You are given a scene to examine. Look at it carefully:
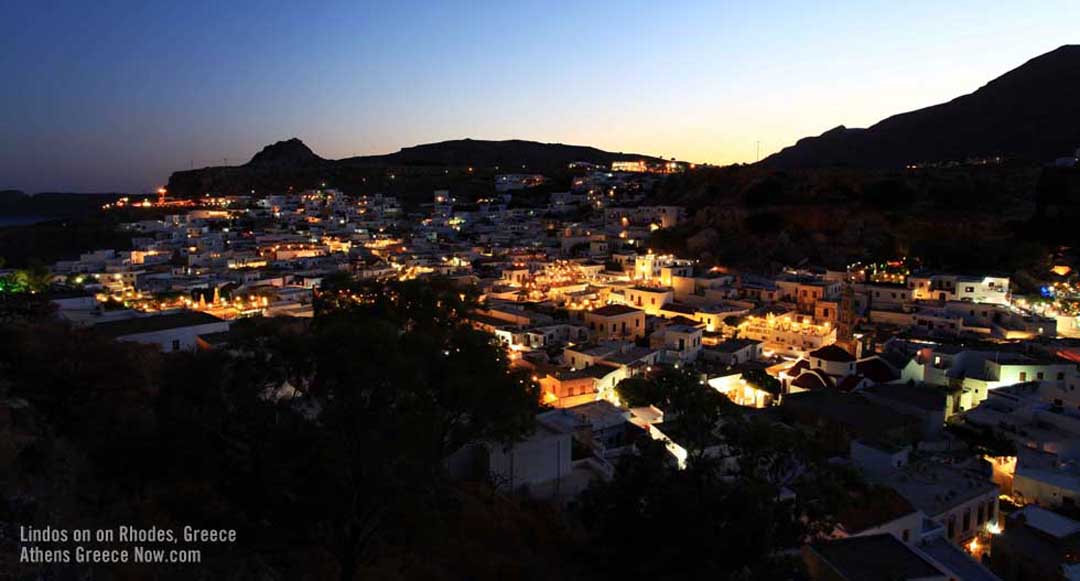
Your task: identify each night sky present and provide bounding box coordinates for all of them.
[2,0,1077,193]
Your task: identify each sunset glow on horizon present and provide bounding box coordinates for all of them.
[2,0,1078,192]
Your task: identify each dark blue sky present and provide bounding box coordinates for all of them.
[2,0,1077,193]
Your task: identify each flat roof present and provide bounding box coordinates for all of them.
[580,363,622,380]
[712,338,761,353]
[590,304,641,317]
[863,383,947,412]
[782,391,918,437]
[631,285,672,293]
[808,534,945,580]
[469,313,517,328]
[885,462,998,517]
[603,347,657,365]
[567,400,630,429]
[93,311,226,338]
[835,486,915,534]
[659,303,696,315]
[918,537,1001,581]
[1012,505,1080,539]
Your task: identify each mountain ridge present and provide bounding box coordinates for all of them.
[761,45,1080,169]
[167,138,668,196]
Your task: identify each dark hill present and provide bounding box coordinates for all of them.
[247,138,325,167]
[0,190,124,219]
[761,45,1080,169]
[343,138,663,168]
[167,138,665,196]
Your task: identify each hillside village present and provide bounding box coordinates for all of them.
[6,152,1080,578]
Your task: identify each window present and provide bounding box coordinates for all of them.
[977,505,984,525]
[965,286,975,293]
[963,509,971,532]
[1037,372,1045,380]
[987,500,995,521]
[171,339,181,352]
[1059,372,1066,381]
[1020,372,1027,382]
[902,529,910,542]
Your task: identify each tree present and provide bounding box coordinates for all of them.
[742,368,781,395]
[578,438,805,579]
[615,368,732,464]
[2,279,547,580]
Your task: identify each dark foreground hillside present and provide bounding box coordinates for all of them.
[2,279,845,580]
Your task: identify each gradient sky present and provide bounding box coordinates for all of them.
[2,0,1078,193]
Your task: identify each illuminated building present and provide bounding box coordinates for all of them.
[738,308,837,357]
[611,160,647,173]
[495,173,546,192]
[584,304,646,340]
[632,252,692,282]
[625,285,673,315]
[707,370,777,408]
[909,274,1010,305]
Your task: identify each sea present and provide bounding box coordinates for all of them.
[0,215,51,227]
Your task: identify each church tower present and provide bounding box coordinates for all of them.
[835,282,861,358]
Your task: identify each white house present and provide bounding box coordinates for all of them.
[93,311,230,352]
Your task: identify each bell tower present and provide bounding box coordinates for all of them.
[835,282,861,358]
